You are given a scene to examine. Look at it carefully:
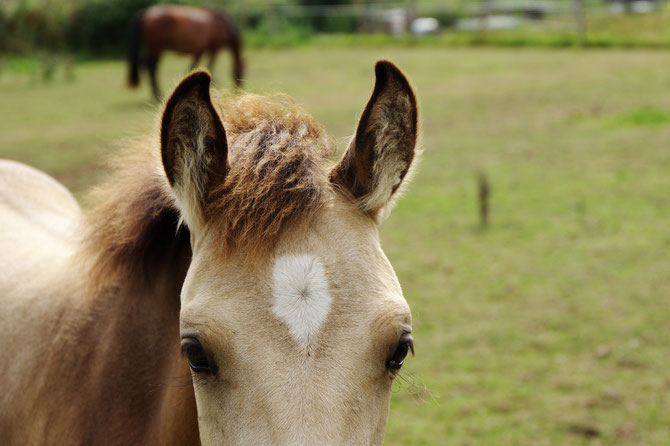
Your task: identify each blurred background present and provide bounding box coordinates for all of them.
[1,0,670,444]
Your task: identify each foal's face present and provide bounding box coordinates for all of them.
[160,61,418,445]
[181,200,412,445]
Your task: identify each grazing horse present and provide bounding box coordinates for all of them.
[0,60,419,445]
[128,4,244,100]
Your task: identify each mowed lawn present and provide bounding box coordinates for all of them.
[2,47,670,445]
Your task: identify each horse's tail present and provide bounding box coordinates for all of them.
[127,10,143,88]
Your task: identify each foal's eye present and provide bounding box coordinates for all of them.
[387,333,414,373]
[181,338,217,375]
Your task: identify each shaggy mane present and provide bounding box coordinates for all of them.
[81,93,335,289]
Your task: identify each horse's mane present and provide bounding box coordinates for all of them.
[81,93,335,290]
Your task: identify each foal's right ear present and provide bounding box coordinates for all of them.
[160,71,228,232]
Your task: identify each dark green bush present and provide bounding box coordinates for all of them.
[67,0,155,55]
[296,0,357,33]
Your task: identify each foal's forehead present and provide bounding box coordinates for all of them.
[181,197,409,330]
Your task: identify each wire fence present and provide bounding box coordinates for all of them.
[2,0,669,57]
[224,0,669,37]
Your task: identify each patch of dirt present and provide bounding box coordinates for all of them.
[567,422,602,439]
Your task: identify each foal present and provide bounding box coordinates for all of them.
[0,60,419,445]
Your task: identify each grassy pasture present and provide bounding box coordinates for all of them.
[1,47,670,445]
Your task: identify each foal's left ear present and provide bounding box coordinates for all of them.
[330,60,418,217]
[161,71,228,232]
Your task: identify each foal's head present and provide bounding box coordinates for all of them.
[161,61,418,445]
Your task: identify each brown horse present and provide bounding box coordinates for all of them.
[128,4,243,100]
[0,61,419,444]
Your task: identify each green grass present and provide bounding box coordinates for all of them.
[2,47,670,445]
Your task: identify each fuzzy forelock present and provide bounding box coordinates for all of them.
[206,92,336,260]
[80,93,336,289]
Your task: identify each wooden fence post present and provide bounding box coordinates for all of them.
[573,0,587,45]
[479,0,492,35]
[478,172,490,229]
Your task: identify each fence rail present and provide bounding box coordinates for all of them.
[225,0,669,37]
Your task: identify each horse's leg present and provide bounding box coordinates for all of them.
[207,50,218,78]
[230,43,244,88]
[147,49,162,100]
[190,53,202,71]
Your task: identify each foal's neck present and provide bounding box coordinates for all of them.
[70,149,200,443]
[75,233,199,444]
